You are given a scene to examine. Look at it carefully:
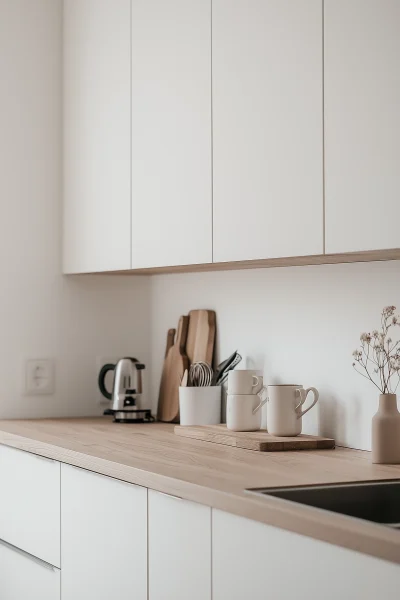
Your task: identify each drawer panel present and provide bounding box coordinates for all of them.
[0,538,60,600]
[0,445,60,567]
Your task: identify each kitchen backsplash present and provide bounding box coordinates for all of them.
[150,260,400,451]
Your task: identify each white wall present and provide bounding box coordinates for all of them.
[150,260,400,451]
[0,0,151,419]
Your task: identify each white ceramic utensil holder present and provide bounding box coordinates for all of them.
[179,386,222,426]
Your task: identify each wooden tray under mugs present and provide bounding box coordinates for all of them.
[174,424,335,452]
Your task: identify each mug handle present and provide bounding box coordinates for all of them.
[296,387,319,419]
[252,387,268,414]
[252,375,262,394]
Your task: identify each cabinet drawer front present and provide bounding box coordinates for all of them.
[0,539,60,600]
[61,465,147,600]
[0,445,60,567]
[148,490,211,600]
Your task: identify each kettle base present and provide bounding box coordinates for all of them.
[103,408,155,423]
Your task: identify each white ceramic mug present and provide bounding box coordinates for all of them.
[228,370,262,395]
[179,386,221,426]
[226,394,262,431]
[266,384,319,437]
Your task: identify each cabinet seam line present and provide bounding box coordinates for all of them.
[210,0,214,263]
[130,0,133,268]
[322,0,326,254]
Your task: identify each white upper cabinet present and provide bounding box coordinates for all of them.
[63,0,131,273]
[212,0,324,263]
[131,0,212,269]
[324,1,400,254]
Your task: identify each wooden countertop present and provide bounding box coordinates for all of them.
[0,418,399,565]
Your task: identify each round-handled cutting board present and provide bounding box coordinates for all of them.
[157,316,190,423]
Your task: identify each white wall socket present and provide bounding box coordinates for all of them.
[25,359,55,395]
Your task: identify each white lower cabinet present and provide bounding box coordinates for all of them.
[0,539,60,600]
[61,465,147,600]
[0,445,60,567]
[212,510,400,600]
[148,490,211,600]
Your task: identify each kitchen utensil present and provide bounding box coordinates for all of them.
[267,385,320,436]
[98,357,153,423]
[211,350,241,385]
[174,424,335,451]
[186,310,216,365]
[179,386,221,426]
[227,370,262,395]
[157,316,190,422]
[181,369,189,387]
[157,328,177,420]
[226,394,262,431]
[213,352,243,386]
[189,361,213,387]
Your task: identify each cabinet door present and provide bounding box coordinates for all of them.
[212,0,323,263]
[213,510,400,600]
[325,1,400,253]
[148,490,211,600]
[61,465,147,600]
[0,540,60,600]
[0,445,60,567]
[63,0,131,273]
[131,0,212,268]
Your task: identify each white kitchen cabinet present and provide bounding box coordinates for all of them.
[0,445,60,567]
[61,465,147,600]
[131,0,212,268]
[325,1,400,254]
[213,510,400,600]
[63,0,131,273]
[0,540,60,600]
[212,0,323,263]
[148,490,211,600]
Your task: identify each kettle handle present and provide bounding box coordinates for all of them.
[98,364,116,400]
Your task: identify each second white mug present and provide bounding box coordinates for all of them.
[226,394,262,431]
[228,370,262,395]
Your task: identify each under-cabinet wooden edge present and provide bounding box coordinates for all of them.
[65,248,400,276]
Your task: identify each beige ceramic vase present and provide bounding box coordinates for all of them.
[372,394,400,464]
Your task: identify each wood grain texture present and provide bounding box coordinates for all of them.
[0,418,400,564]
[157,329,177,421]
[174,425,334,451]
[92,248,400,276]
[157,317,189,423]
[186,310,216,365]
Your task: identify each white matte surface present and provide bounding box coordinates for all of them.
[212,510,400,600]
[0,542,60,600]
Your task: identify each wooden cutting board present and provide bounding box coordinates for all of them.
[157,317,189,423]
[174,424,335,452]
[186,309,216,365]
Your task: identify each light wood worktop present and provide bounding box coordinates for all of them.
[0,418,399,565]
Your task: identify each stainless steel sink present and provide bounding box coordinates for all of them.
[247,480,400,529]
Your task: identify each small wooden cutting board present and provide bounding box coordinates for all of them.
[157,317,189,423]
[174,424,335,452]
[186,309,216,365]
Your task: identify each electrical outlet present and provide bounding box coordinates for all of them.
[25,359,55,396]
[96,357,118,405]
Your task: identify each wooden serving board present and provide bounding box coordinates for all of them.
[157,317,189,423]
[174,424,335,452]
[186,309,216,365]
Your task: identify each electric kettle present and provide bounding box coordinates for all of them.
[98,357,153,423]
